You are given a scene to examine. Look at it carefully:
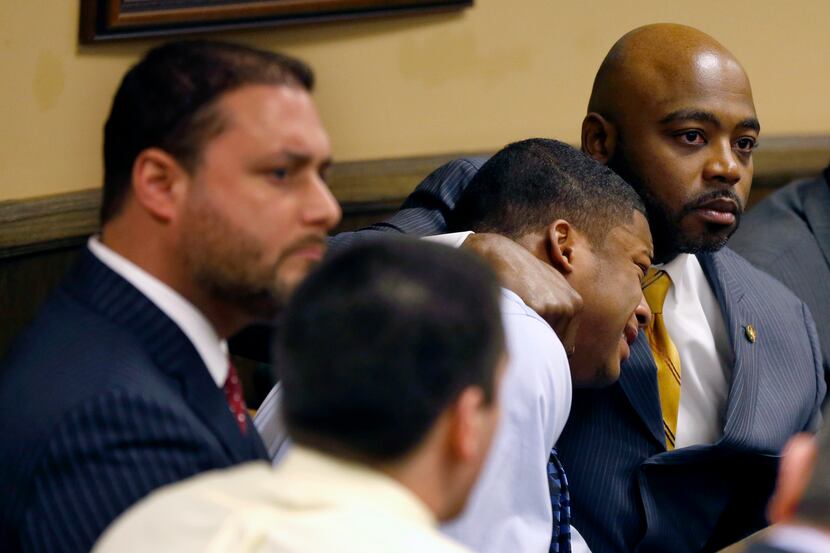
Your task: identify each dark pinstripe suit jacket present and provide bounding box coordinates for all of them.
[347,158,826,553]
[729,167,830,387]
[0,249,268,553]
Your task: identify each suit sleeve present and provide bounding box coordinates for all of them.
[801,301,827,430]
[19,390,222,553]
[328,157,486,254]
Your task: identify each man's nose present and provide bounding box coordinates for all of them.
[302,173,342,231]
[702,139,741,186]
[635,292,652,328]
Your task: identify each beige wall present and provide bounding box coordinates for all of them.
[1,0,829,202]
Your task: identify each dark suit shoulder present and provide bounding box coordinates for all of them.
[0,287,170,418]
[731,174,828,265]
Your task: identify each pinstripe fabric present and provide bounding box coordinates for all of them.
[0,250,268,553]
[557,248,825,553]
[730,168,830,390]
[349,158,826,553]
[328,157,488,253]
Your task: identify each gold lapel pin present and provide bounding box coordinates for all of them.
[745,324,757,343]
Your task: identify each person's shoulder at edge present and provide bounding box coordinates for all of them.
[730,174,827,262]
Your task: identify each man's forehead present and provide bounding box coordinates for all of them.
[623,67,757,131]
[213,84,330,155]
[608,213,653,259]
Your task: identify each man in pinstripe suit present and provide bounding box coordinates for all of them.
[0,41,340,552]
[328,24,825,553]
[730,164,830,391]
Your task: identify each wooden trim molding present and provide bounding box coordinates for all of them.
[1,136,828,259]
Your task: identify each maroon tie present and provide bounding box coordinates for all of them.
[223,362,248,434]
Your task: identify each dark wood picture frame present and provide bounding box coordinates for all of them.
[79,0,472,43]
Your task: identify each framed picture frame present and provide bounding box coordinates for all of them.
[79,0,473,43]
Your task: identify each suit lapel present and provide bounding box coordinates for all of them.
[698,250,760,449]
[801,170,830,271]
[619,333,666,448]
[620,249,760,451]
[64,250,263,463]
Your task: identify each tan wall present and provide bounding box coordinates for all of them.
[1,0,829,202]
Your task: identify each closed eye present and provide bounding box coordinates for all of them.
[272,168,288,180]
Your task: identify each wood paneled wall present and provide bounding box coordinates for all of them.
[2,137,828,399]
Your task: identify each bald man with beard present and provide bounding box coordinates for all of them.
[314,24,825,553]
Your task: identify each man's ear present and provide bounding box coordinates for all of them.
[545,220,576,275]
[131,147,188,223]
[447,386,488,462]
[581,113,617,164]
[767,433,818,524]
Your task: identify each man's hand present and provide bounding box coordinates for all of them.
[462,233,582,355]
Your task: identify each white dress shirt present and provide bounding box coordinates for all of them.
[88,237,229,387]
[445,288,589,553]
[254,287,590,552]
[657,253,732,448]
[94,446,473,553]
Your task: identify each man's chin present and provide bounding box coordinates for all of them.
[572,364,620,389]
[674,223,738,254]
[676,234,732,254]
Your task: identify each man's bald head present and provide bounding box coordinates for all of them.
[582,24,759,263]
[588,24,752,122]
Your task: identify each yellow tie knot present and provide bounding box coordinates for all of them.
[643,268,672,316]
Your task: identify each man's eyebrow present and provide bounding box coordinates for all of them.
[738,118,761,133]
[272,151,331,166]
[659,109,721,127]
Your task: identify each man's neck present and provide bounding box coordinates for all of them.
[100,227,248,338]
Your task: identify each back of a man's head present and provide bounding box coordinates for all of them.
[277,238,505,463]
[101,40,314,223]
[449,138,645,246]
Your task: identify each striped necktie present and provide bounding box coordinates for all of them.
[548,447,571,553]
[642,268,681,450]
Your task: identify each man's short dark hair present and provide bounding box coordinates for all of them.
[449,138,646,245]
[277,238,505,463]
[101,40,314,223]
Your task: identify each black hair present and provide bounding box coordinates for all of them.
[101,40,313,223]
[449,138,646,245]
[277,238,505,463]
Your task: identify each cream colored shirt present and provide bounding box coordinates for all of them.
[657,253,732,448]
[94,447,473,553]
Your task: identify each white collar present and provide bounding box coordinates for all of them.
[273,446,437,528]
[653,252,692,288]
[88,236,229,387]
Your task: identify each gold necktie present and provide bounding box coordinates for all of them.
[642,268,681,450]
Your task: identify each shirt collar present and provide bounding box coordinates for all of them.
[274,446,437,528]
[653,252,691,288]
[88,236,229,387]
